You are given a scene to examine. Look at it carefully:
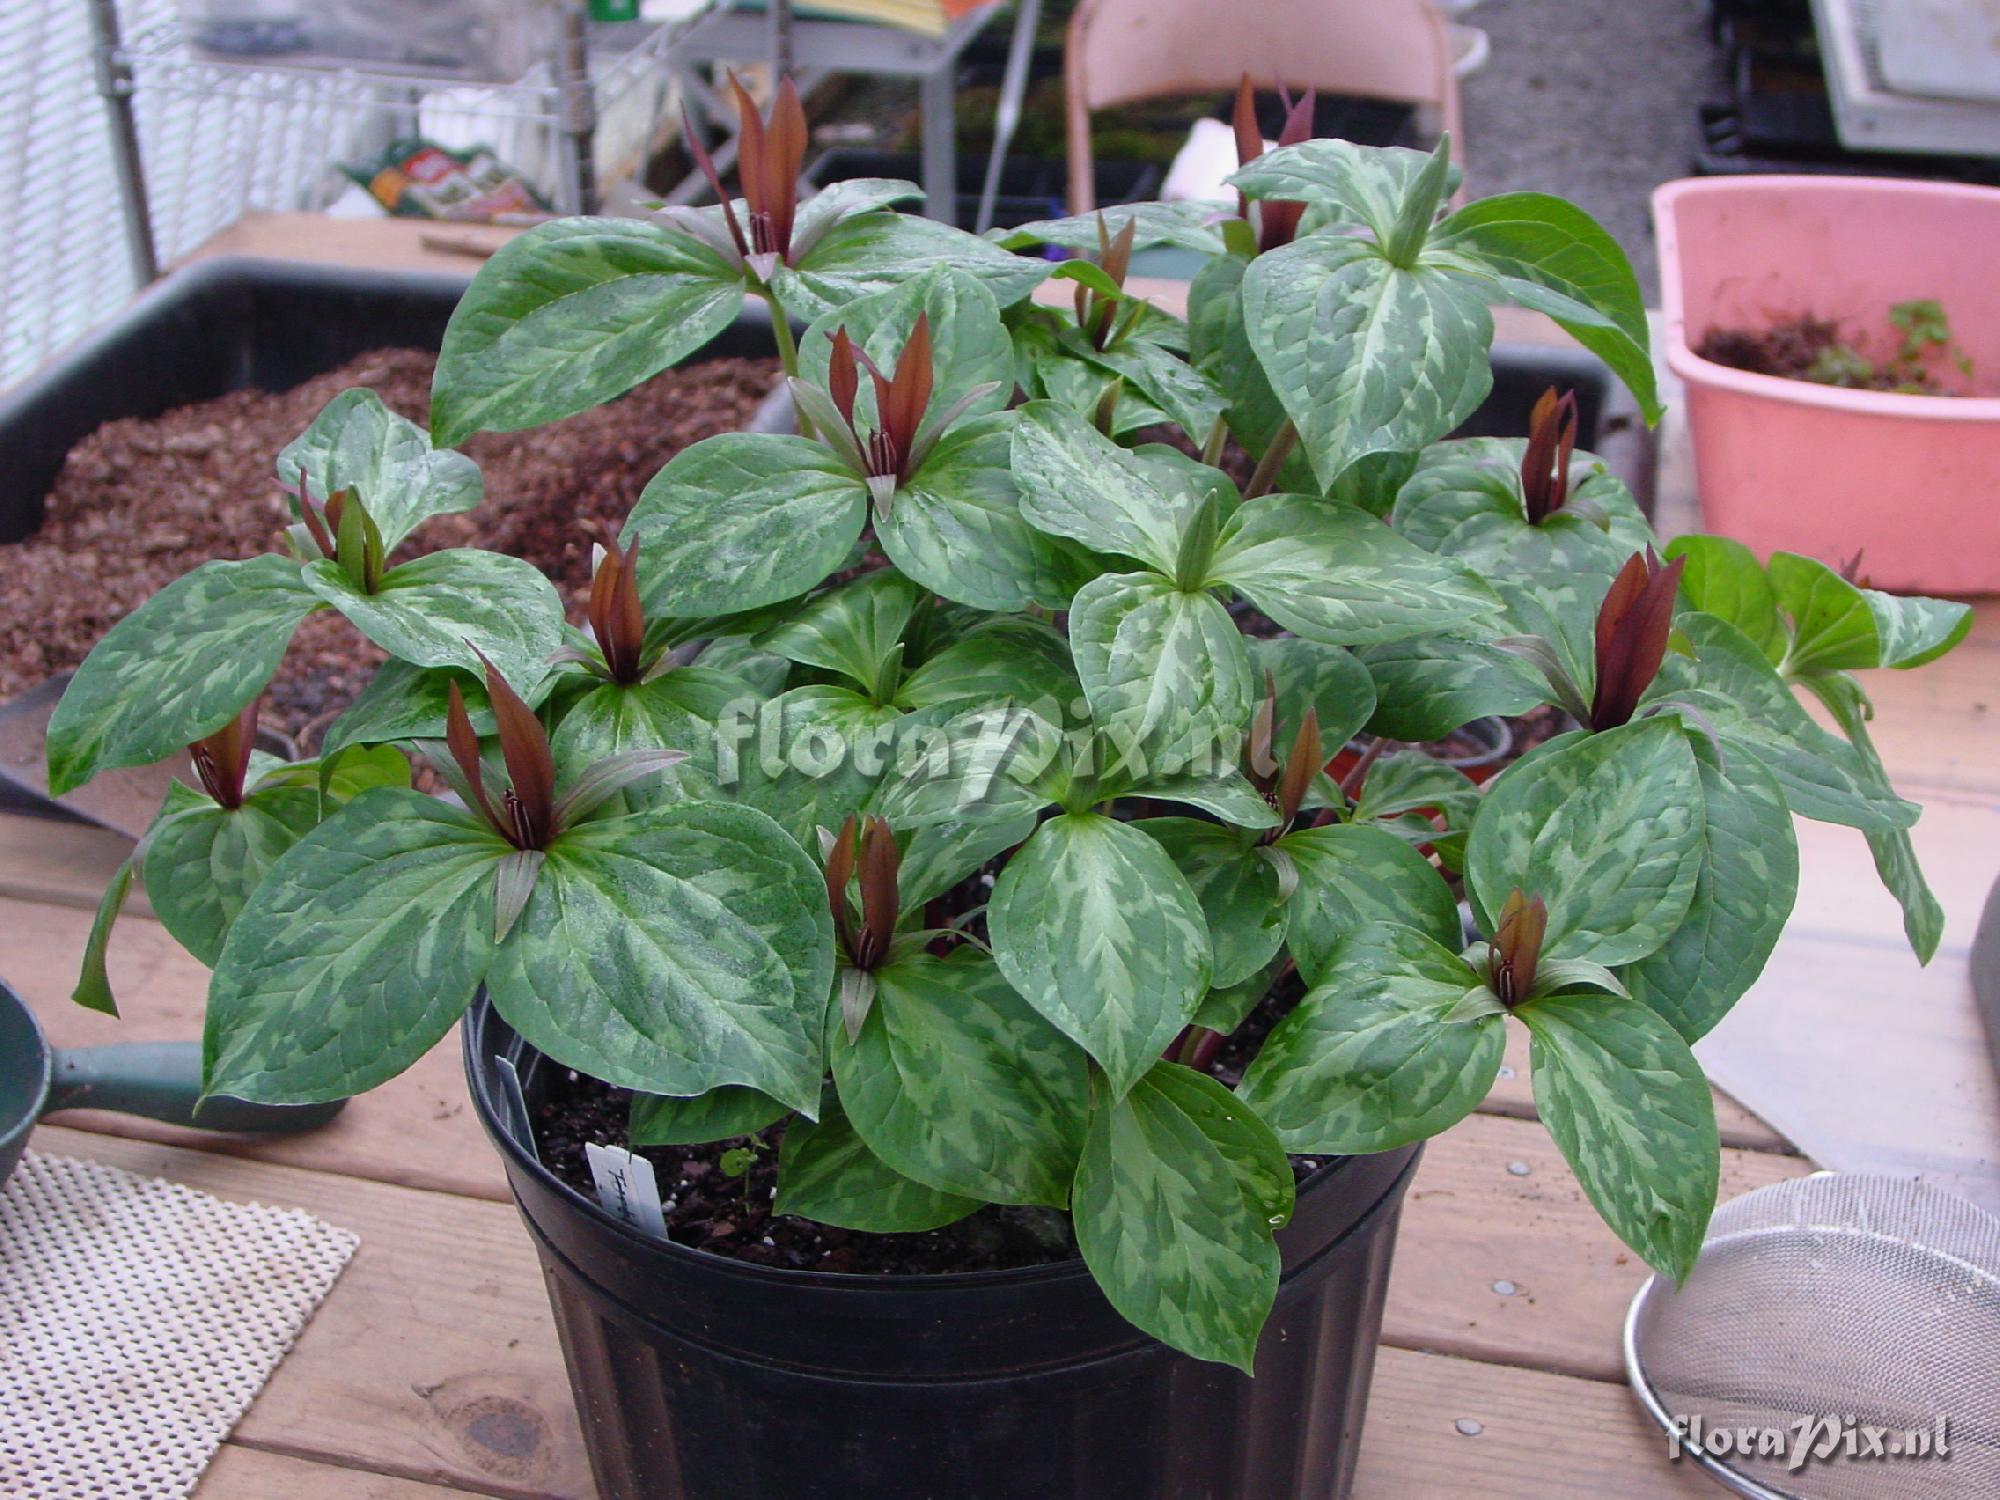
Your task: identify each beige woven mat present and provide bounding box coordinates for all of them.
[0,1151,358,1499]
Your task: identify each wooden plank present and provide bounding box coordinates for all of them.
[1481,1025,1792,1155]
[44,1123,1712,1500]
[8,895,507,1203]
[198,1445,490,1499]
[1386,1111,1811,1384]
[38,1125,594,1500]
[0,813,144,913]
[1355,1347,1709,1498]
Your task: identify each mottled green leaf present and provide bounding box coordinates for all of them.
[1070,573,1252,766]
[1521,991,1719,1282]
[897,614,1077,712]
[72,858,136,1016]
[1354,634,1549,741]
[1073,1062,1285,1372]
[46,557,322,794]
[1138,819,1284,989]
[1227,139,1458,241]
[1246,637,1378,751]
[895,811,1038,913]
[1242,237,1493,483]
[1084,336,1225,442]
[485,802,832,1114]
[1803,673,1945,963]
[277,388,481,553]
[774,1090,980,1231]
[1662,612,1918,833]
[1187,254,1313,492]
[302,550,563,686]
[1623,737,1796,1042]
[773,211,1047,320]
[144,786,324,966]
[1351,751,1480,830]
[757,568,919,694]
[1466,717,1703,965]
[547,669,745,807]
[1240,922,1503,1152]
[1768,551,1973,676]
[204,790,506,1102]
[1277,822,1461,983]
[724,686,906,843]
[1426,193,1660,421]
[833,949,1088,1205]
[626,434,867,616]
[1215,495,1501,646]
[1009,400,1190,572]
[868,703,1058,829]
[799,266,1012,425]
[430,217,745,445]
[1390,434,1651,563]
[882,414,1087,611]
[995,202,1229,257]
[989,812,1212,1096]
[628,1085,788,1147]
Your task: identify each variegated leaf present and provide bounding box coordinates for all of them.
[1138,819,1284,989]
[72,858,136,1016]
[628,1085,788,1147]
[46,557,323,794]
[1351,751,1479,830]
[1241,236,1494,483]
[1623,737,1796,1042]
[1246,637,1378,750]
[1276,822,1462,984]
[302,549,563,686]
[771,211,1048,320]
[995,201,1230,257]
[1081,336,1225,441]
[278,388,482,553]
[1227,138,1457,241]
[1069,572,1253,767]
[1187,254,1315,492]
[881,414,1090,612]
[626,434,868,616]
[144,785,324,966]
[798,266,1013,425]
[988,813,1212,1096]
[724,686,907,844]
[774,1089,981,1231]
[1659,612,1918,833]
[1212,495,1502,646]
[756,569,919,694]
[832,948,1088,1206]
[1424,193,1660,421]
[869,703,1059,829]
[429,217,745,445]
[1466,717,1703,965]
[1073,1062,1287,1373]
[485,802,832,1114]
[1239,922,1503,1152]
[1009,400,1191,572]
[895,811,1038,913]
[547,668,747,808]
[1389,435,1652,562]
[896,615,1078,712]
[1767,551,1973,676]
[204,790,508,1102]
[1521,990,1719,1282]
[1353,634,1548,742]
[320,660,550,761]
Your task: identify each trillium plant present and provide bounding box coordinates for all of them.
[54,81,1969,1373]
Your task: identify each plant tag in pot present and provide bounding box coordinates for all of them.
[586,1143,668,1238]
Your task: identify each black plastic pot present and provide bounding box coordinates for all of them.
[465,999,1421,1500]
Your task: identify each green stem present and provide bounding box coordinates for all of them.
[1200,414,1229,466]
[1244,419,1298,499]
[762,292,815,441]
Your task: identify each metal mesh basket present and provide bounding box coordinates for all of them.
[1625,1174,2000,1498]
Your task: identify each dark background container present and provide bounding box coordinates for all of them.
[465,999,1423,1500]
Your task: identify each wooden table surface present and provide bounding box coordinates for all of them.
[3,215,1994,1498]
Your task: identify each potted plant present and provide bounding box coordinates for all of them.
[1655,175,2000,594]
[50,80,1969,1500]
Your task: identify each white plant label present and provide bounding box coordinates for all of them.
[585,1142,668,1237]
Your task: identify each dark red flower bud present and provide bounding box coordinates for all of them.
[446,657,556,851]
[1590,547,1686,731]
[189,700,258,809]
[1489,888,1547,1006]
[1520,387,1579,525]
[587,532,647,684]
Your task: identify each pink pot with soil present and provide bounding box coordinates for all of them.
[1654,175,2000,594]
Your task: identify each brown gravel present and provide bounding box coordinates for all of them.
[0,347,781,742]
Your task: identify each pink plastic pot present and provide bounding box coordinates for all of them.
[1654,176,2000,594]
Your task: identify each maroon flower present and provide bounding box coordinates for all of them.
[446,656,556,851]
[1589,547,1686,732]
[188,701,258,809]
[1233,74,1316,253]
[1488,888,1547,1007]
[1520,387,1579,525]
